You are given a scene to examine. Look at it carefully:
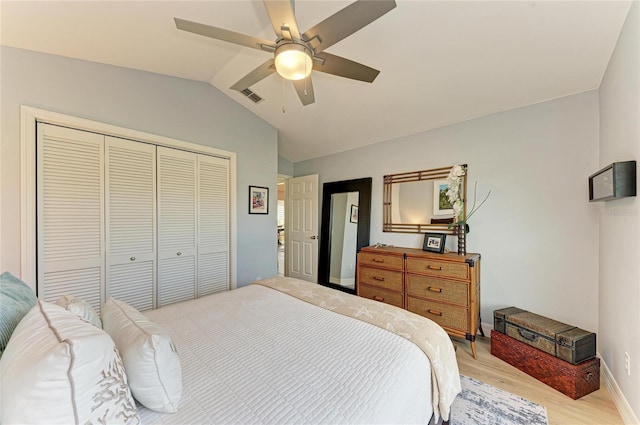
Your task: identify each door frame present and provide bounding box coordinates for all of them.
[20,106,237,292]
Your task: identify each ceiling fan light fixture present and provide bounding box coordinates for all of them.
[274,43,313,81]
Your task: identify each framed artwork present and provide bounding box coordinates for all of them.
[350,204,359,223]
[249,186,269,214]
[423,233,446,253]
[433,179,454,216]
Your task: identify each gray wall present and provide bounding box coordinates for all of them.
[0,46,278,286]
[295,91,600,334]
[278,156,294,176]
[599,1,640,420]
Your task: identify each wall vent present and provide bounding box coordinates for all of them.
[240,88,264,104]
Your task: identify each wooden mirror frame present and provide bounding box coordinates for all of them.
[383,165,467,234]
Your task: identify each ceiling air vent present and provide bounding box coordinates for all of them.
[240,88,264,104]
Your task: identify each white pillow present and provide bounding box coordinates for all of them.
[55,294,102,328]
[102,298,182,413]
[0,300,139,424]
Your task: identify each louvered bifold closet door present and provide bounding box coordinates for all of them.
[198,155,230,296]
[37,123,105,313]
[157,147,197,307]
[105,137,156,311]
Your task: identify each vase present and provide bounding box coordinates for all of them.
[457,223,466,256]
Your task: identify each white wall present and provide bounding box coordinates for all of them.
[295,91,600,333]
[599,1,640,421]
[0,46,278,287]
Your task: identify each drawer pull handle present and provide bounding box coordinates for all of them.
[373,295,385,302]
[373,258,385,263]
[427,286,442,293]
[427,309,443,316]
[373,276,385,281]
[517,328,539,342]
[427,265,442,271]
[130,257,136,261]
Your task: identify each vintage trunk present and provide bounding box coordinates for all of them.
[493,307,596,364]
[491,330,600,399]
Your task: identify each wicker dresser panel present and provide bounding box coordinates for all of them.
[359,284,403,308]
[358,252,404,270]
[406,275,468,306]
[356,246,481,358]
[406,257,469,279]
[407,297,468,332]
[359,267,403,292]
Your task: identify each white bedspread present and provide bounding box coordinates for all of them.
[139,283,433,424]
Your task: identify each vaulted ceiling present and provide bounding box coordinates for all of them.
[1,1,632,162]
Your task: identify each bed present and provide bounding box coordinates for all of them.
[0,274,460,424]
[138,276,461,424]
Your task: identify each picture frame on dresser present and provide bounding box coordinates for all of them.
[423,233,446,253]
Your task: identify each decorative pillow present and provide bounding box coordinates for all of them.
[0,300,140,424]
[0,271,37,356]
[55,294,102,328]
[102,298,182,413]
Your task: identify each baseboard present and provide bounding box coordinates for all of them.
[481,321,493,336]
[600,354,640,425]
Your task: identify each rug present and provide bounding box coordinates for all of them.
[449,375,548,425]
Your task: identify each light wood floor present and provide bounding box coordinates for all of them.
[454,334,624,425]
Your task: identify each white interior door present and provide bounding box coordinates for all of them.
[105,137,156,311]
[286,174,319,282]
[157,147,197,306]
[37,123,105,312]
[197,154,230,296]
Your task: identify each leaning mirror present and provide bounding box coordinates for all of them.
[318,178,372,294]
[383,165,467,234]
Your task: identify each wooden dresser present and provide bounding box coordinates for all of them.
[356,246,481,358]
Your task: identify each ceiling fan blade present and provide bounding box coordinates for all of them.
[313,52,380,83]
[302,0,396,53]
[292,77,315,106]
[230,59,276,91]
[263,1,301,41]
[175,17,275,51]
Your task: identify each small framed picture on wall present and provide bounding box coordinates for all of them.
[423,233,446,253]
[249,186,269,214]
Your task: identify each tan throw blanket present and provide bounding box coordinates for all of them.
[255,276,461,422]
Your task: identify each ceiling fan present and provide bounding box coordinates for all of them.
[175,0,396,106]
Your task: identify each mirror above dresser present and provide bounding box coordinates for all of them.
[383,165,467,234]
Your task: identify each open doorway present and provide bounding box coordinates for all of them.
[277,176,288,276]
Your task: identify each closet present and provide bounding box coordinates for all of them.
[36,123,229,312]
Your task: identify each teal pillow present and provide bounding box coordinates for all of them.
[0,271,37,356]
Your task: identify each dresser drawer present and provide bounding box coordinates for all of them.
[358,252,404,270]
[407,297,468,332]
[406,275,468,305]
[359,284,403,308]
[359,267,403,292]
[406,257,469,279]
